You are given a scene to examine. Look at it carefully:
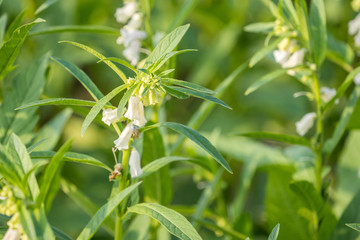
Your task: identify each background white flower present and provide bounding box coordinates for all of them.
[320,87,337,104]
[295,112,317,136]
[102,108,119,126]
[114,1,137,23]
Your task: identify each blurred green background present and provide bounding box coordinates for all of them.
[1,0,359,239]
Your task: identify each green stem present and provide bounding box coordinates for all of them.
[114,141,132,240]
[312,73,323,193]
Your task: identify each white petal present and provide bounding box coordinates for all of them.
[114,123,134,151]
[354,73,360,85]
[114,2,137,23]
[295,112,316,136]
[123,41,141,66]
[3,228,20,240]
[102,108,119,126]
[273,50,290,65]
[127,13,142,30]
[282,48,306,68]
[349,13,360,35]
[129,148,142,178]
[320,87,337,104]
[124,96,147,127]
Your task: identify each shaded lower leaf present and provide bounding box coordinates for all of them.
[76,182,142,240]
[346,223,360,233]
[16,98,98,110]
[237,131,310,146]
[128,203,202,240]
[245,69,287,95]
[31,25,118,35]
[161,78,215,94]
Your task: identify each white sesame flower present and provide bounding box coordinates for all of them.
[114,123,134,151]
[273,50,291,66]
[354,73,360,85]
[117,27,147,47]
[124,96,147,127]
[129,148,143,178]
[282,48,306,69]
[122,41,142,66]
[3,228,20,240]
[296,112,316,136]
[349,13,360,48]
[127,13,143,30]
[320,87,338,104]
[102,108,120,126]
[114,1,137,23]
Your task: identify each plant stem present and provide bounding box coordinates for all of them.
[114,141,131,240]
[312,73,324,193]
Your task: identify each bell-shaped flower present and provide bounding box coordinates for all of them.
[354,73,360,85]
[320,87,337,104]
[114,123,134,151]
[295,112,316,136]
[102,108,120,126]
[3,227,20,240]
[282,48,306,68]
[129,148,143,178]
[124,96,147,127]
[114,1,137,23]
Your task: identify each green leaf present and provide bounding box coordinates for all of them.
[309,0,327,67]
[346,224,360,233]
[98,57,137,74]
[35,0,58,15]
[123,215,150,240]
[76,182,142,240]
[148,49,197,73]
[323,86,360,155]
[294,0,310,45]
[30,151,112,172]
[141,127,172,204]
[0,14,7,46]
[81,84,128,135]
[0,54,49,143]
[244,22,275,33]
[0,144,24,188]
[195,219,247,240]
[268,224,280,240]
[32,109,72,151]
[36,140,72,207]
[162,85,190,99]
[249,35,288,68]
[166,86,231,109]
[31,25,118,35]
[143,122,232,173]
[166,0,198,32]
[16,98,99,110]
[327,33,354,72]
[128,203,202,240]
[135,156,193,179]
[280,0,299,29]
[59,41,127,83]
[324,66,360,111]
[0,18,45,80]
[245,69,287,95]
[52,226,73,240]
[116,83,139,119]
[161,78,215,94]
[144,24,189,69]
[4,11,25,42]
[52,57,105,101]
[10,134,40,199]
[330,190,360,240]
[60,179,115,235]
[237,132,310,146]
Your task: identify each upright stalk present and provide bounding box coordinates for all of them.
[312,73,324,193]
[114,141,131,240]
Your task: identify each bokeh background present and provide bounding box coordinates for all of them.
[1,0,360,239]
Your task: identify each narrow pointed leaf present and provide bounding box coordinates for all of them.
[36,140,72,206]
[142,122,232,173]
[0,18,45,80]
[346,223,360,233]
[268,224,280,240]
[245,69,287,95]
[59,41,127,83]
[117,83,139,118]
[0,14,7,45]
[128,203,202,240]
[98,57,137,74]
[16,98,99,110]
[52,57,104,101]
[30,151,112,172]
[161,78,215,94]
[76,182,142,240]
[237,132,310,146]
[144,24,190,69]
[163,85,190,99]
[149,49,197,72]
[244,22,275,33]
[166,86,231,109]
[31,25,118,35]
[81,84,128,135]
[35,0,58,14]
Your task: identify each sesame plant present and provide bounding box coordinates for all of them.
[2,0,360,239]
